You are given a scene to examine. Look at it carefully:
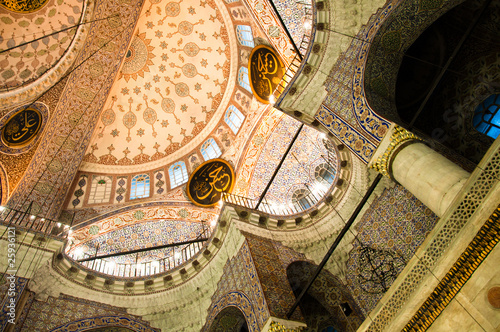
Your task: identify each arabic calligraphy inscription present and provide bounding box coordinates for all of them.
[248,45,285,104]
[187,159,234,207]
[0,0,49,13]
[2,108,42,147]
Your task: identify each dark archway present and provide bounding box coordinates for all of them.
[208,306,249,332]
[286,261,364,332]
[364,0,500,166]
[395,0,499,164]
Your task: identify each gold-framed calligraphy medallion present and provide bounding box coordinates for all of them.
[248,45,285,104]
[2,107,42,147]
[187,159,234,207]
[0,0,49,13]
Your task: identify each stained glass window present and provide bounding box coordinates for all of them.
[130,174,150,199]
[473,94,500,139]
[315,163,336,185]
[238,67,252,93]
[201,138,222,161]
[169,161,188,189]
[224,105,245,134]
[292,188,313,211]
[236,25,254,47]
[88,176,112,204]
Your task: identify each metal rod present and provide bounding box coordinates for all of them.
[77,238,209,262]
[256,124,304,209]
[286,173,382,318]
[266,0,304,61]
[0,15,119,54]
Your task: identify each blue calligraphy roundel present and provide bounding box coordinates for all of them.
[187,158,234,207]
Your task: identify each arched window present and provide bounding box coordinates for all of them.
[130,174,150,200]
[238,67,252,93]
[88,176,112,204]
[314,163,335,185]
[201,138,222,161]
[236,25,254,47]
[224,105,245,134]
[292,188,313,211]
[473,94,500,139]
[168,161,188,189]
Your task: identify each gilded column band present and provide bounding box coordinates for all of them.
[370,125,422,177]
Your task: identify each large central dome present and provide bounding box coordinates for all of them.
[80,0,235,173]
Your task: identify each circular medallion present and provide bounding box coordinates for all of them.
[143,107,157,124]
[183,42,200,57]
[175,82,189,97]
[101,108,116,126]
[123,111,137,129]
[182,63,197,78]
[165,2,180,16]
[0,0,49,13]
[248,45,285,104]
[1,107,42,147]
[179,21,194,36]
[121,36,148,75]
[161,98,175,113]
[187,159,234,207]
[488,287,500,309]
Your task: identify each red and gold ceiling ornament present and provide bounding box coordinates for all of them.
[187,159,234,207]
[248,45,285,104]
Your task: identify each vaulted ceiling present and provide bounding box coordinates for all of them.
[80,0,236,173]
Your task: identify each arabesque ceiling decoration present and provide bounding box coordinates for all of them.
[0,0,84,90]
[81,0,235,173]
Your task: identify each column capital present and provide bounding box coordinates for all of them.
[369,125,423,177]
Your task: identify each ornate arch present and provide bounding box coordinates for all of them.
[363,0,465,123]
[50,315,159,332]
[203,291,260,332]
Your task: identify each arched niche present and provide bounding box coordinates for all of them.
[203,291,260,332]
[286,261,364,332]
[208,306,249,332]
[81,328,135,332]
[364,0,500,164]
[50,315,159,332]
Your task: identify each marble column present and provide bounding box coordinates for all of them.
[369,125,470,218]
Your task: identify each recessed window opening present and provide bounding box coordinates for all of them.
[131,174,150,199]
[201,138,222,161]
[236,25,255,47]
[473,94,500,139]
[238,67,252,93]
[224,105,245,134]
[169,161,188,189]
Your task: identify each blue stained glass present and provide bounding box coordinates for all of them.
[473,94,500,139]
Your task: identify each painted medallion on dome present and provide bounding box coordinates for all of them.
[248,45,285,104]
[187,158,234,207]
[1,107,42,147]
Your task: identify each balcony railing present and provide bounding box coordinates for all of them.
[67,227,210,278]
[0,204,68,238]
[222,182,330,217]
